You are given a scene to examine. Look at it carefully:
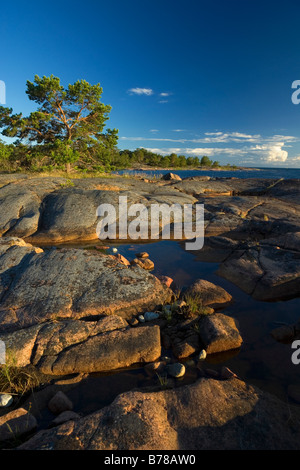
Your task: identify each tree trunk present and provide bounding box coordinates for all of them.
[65,128,72,174]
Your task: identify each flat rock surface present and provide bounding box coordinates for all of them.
[0,239,172,332]
[0,175,298,243]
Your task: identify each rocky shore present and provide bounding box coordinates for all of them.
[0,173,299,450]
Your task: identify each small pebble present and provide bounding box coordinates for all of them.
[144,311,160,322]
[166,363,186,378]
[198,349,207,361]
[138,315,145,323]
[128,318,139,327]
[136,252,149,259]
[0,393,13,408]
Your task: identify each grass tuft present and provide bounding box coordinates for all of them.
[0,353,41,397]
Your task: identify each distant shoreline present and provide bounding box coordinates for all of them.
[118,165,261,172]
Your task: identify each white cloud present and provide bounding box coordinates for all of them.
[252,143,288,162]
[141,143,290,163]
[205,132,223,136]
[149,129,159,133]
[196,132,297,144]
[160,92,170,97]
[127,88,154,96]
[120,131,300,166]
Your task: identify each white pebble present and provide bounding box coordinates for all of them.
[144,312,160,321]
[198,349,207,361]
[0,394,13,407]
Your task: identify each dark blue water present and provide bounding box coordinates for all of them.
[115,167,300,180]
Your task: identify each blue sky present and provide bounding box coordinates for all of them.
[2,0,300,167]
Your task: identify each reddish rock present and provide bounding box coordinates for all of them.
[198,313,243,354]
[185,279,232,310]
[136,252,149,259]
[157,275,174,288]
[116,253,131,266]
[0,408,37,442]
[18,378,300,450]
[131,257,154,270]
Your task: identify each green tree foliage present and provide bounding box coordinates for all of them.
[0,75,118,172]
[200,155,213,166]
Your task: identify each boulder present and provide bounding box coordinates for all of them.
[218,245,300,301]
[0,408,37,442]
[172,334,200,360]
[184,279,232,310]
[0,316,161,375]
[0,184,41,238]
[48,392,73,415]
[198,313,243,354]
[17,377,300,450]
[161,173,182,181]
[0,316,128,368]
[37,324,161,375]
[28,188,120,243]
